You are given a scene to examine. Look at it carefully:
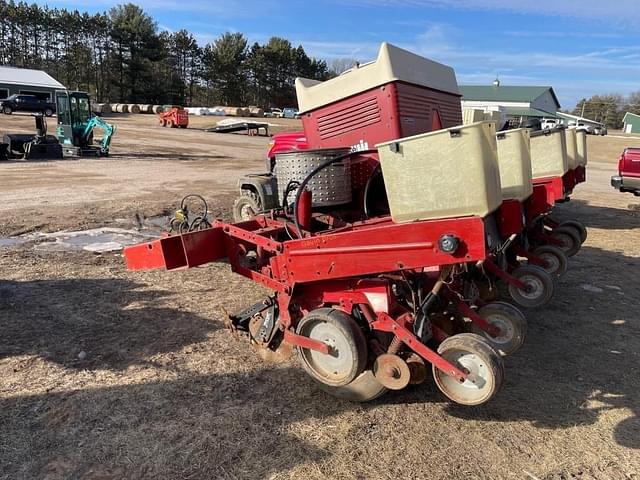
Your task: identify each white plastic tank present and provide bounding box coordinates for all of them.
[576,131,588,166]
[565,128,578,170]
[529,129,568,179]
[463,108,485,125]
[376,121,502,223]
[495,128,533,201]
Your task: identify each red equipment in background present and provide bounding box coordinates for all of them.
[159,107,189,128]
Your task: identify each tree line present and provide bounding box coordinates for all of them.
[0,1,333,107]
[571,93,640,129]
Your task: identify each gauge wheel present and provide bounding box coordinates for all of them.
[316,370,388,402]
[558,220,587,244]
[550,226,581,257]
[508,265,555,308]
[471,301,527,356]
[532,245,569,277]
[296,308,367,387]
[232,190,261,222]
[433,333,504,406]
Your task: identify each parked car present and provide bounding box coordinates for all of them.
[264,108,283,118]
[611,147,640,195]
[569,121,594,134]
[540,118,560,130]
[282,107,300,119]
[594,125,608,136]
[1,94,56,116]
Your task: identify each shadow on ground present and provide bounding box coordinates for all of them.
[0,366,348,479]
[0,277,218,369]
[553,199,640,230]
[1,243,638,478]
[432,244,640,450]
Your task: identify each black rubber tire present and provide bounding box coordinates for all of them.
[44,108,53,117]
[433,333,504,406]
[551,226,581,257]
[232,190,261,222]
[3,106,12,115]
[507,265,555,308]
[532,245,569,277]
[296,308,367,387]
[316,370,388,402]
[559,220,587,244]
[472,302,527,356]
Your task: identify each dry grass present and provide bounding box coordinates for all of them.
[1,122,639,479]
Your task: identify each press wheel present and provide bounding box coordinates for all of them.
[551,226,581,257]
[433,333,504,406]
[532,245,569,277]
[508,265,554,308]
[471,301,527,356]
[558,220,587,244]
[296,308,366,387]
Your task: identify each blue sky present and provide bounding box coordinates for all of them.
[39,0,640,109]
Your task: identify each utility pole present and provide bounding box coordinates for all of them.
[580,99,586,118]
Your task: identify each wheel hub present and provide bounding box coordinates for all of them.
[302,323,353,381]
[520,275,543,299]
[485,315,514,344]
[240,204,255,220]
[541,253,559,272]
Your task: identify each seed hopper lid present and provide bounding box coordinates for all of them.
[295,42,460,114]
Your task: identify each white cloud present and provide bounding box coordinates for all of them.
[296,22,640,107]
[296,40,380,59]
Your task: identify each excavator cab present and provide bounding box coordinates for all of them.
[55,90,114,157]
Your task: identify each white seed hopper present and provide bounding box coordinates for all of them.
[377,121,502,223]
[529,129,568,179]
[495,128,533,201]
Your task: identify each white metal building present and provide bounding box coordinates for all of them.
[0,66,65,101]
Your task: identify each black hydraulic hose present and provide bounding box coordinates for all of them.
[363,162,382,219]
[292,149,376,238]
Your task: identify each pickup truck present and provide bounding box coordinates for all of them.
[1,94,56,116]
[612,148,640,195]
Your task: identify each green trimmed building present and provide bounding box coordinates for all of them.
[623,112,640,134]
[459,81,561,125]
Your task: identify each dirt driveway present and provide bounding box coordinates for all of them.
[1,115,639,479]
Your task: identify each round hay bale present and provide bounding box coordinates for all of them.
[152,105,164,114]
[114,104,129,113]
[224,106,243,116]
[240,107,251,117]
[98,103,112,114]
[128,104,141,114]
[249,107,264,117]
